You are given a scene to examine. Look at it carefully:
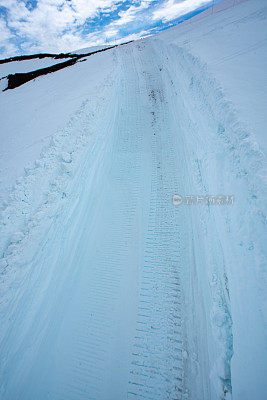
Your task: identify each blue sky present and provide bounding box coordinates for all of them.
[0,0,214,57]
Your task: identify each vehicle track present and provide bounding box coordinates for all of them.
[125,43,186,400]
[0,40,199,400]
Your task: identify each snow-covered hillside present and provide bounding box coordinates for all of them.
[0,0,266,399]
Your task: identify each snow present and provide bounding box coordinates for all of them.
[0,58,67,79]
[159,0,267,153]
[0,0,266,399]
[158,2,267,397]
[0,50,115,204]
[0,46,110,80]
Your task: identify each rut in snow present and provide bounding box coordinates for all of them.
[0,39,245,400]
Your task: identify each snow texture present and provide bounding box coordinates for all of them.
[0,0,266,399]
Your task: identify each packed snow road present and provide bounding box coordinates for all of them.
[0,33,265,400]
[0,41,191,400]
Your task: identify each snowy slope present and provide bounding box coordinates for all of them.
[0,50,115,204]
[159,0,267,153]
[158,1,267,397]
[0,58,66,79]
[0,0,266,399]
[0,45,109,80]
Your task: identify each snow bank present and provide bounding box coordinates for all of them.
[0,49,116,204]
[159,0,267,153]
[158,0,267,397]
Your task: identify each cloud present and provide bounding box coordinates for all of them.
[152,0,210,22]
[116,28,152,43]
[102,0,154,43]
[0,16,18,57]
[0,0,213,57]
[0,18,10,42]
[113,0,153,26]
[104,27,119,39]
[0,0,124,55]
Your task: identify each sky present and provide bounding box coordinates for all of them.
[0,0,215,57]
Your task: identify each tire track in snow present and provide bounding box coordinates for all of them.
[1,41,189,400]
[57,50,148,400]
[125,42,187,400]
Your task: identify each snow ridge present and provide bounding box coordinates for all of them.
[166,42,266,398]
[0,74,116,328]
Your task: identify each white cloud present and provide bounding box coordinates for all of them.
[152,0,210,22]
[101,0,154,45]
[0,19,10,42]
[114,0,153,26]
[104,27,119,39]
[0,0,124,54]
[0,16,18,57]
[0,0,213,56]
[116,28,152,43]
